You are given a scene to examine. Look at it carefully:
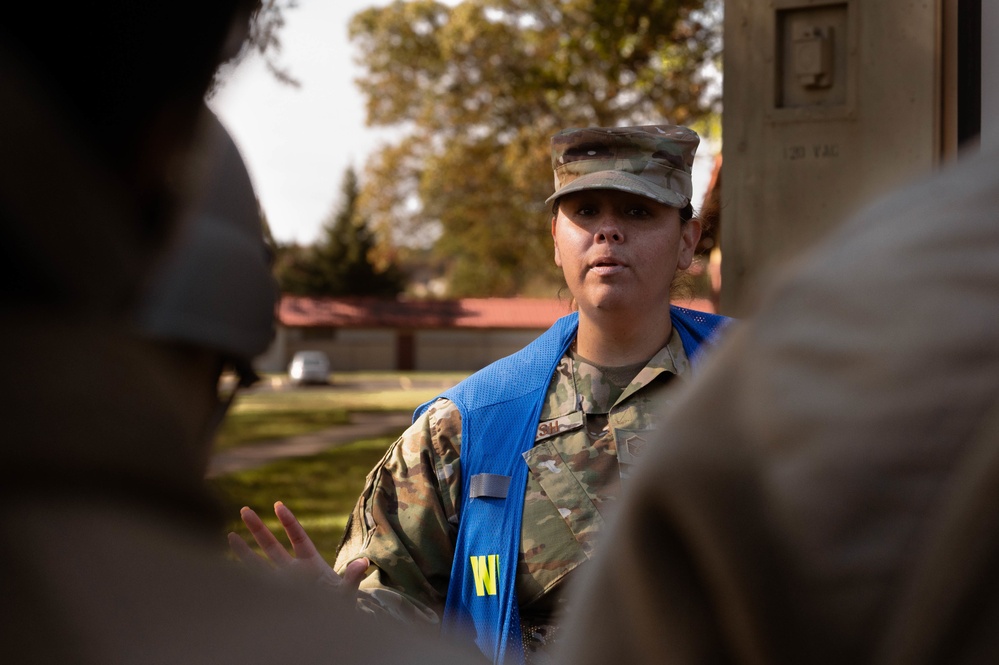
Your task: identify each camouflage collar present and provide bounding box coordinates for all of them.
[543,328,688,419]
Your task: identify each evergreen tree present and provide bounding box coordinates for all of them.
[275,167,405,297]
[271,242,319,296]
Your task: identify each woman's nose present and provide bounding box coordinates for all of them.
[594,214,624,243]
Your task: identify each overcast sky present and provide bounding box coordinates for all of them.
[209,0,394,245]
[210,0,718,246]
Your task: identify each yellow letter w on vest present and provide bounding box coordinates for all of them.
[470,554,500,596]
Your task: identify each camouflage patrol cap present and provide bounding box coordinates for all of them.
[546,125,700,208]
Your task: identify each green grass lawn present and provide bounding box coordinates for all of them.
[214,407,352,448]
[210,435,395,561]
[214,370,469,449]
[209,371,469,561]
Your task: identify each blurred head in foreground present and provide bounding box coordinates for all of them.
[135,110,279,446]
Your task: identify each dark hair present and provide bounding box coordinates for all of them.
[0,2,260,176]
[679,203,694,224]
[0,2,261,310]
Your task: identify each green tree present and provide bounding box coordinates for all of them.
[350,0,722,297]
[275,167,405,297]
[271,242,317,296]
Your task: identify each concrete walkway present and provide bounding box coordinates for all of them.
[206,411,413,478]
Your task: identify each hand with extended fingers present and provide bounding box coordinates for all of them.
[228,500,369,594]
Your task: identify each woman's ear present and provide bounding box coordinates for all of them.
[677,218,702,271]
[551,215,562,267]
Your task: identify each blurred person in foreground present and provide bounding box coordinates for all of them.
[232,124,733,664]
[0,5,478,663]
[551,139,999,664]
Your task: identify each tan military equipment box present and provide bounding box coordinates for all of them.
[721,0,991,314]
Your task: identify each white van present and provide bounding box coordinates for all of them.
[287,350,330,385]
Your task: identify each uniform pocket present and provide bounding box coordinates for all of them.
[523,439,606,559]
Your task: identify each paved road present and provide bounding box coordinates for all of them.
[206,411,413,478]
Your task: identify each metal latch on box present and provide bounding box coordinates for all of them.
[793,25,834,88]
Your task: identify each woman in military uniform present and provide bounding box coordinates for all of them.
[233,124,731,665]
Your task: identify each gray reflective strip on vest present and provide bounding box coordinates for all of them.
[469,473,511,499]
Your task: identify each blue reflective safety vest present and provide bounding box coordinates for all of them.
[412,306,732,664]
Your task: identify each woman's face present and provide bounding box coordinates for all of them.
[552,189,700,318]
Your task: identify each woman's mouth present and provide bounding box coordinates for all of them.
[589,257,626,276]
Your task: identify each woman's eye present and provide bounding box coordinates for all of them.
[627,206,650,217]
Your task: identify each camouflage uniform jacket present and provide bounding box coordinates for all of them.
[334,329,690,655]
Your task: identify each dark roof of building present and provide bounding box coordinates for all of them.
[279,295,716,330]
